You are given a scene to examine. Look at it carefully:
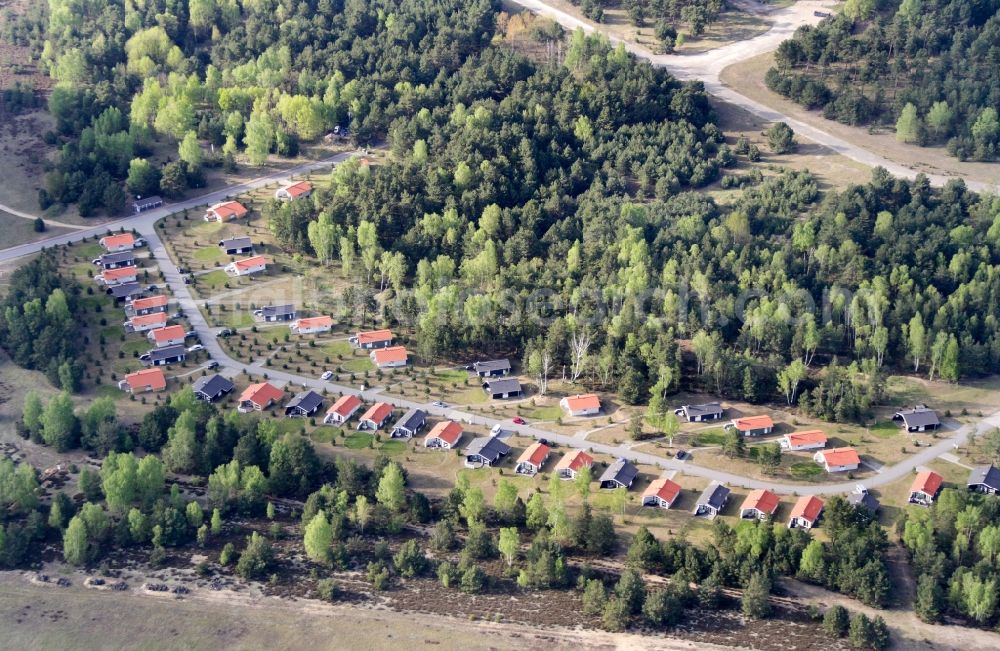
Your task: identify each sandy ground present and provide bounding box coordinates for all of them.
[0,572,734,651]
[718,52,1000,190]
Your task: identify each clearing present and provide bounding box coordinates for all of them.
[719,52,1000,189]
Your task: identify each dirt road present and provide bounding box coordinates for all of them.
[507,0,1000,194]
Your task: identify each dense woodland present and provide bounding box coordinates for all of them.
[0,255,84,390]
[767,0,1000,160]
[900,483,1000,626]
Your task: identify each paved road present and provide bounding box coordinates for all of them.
[509,0,1000,194]
[0,153,354,264]
[139,188,1000,496]
[1,149,997,496]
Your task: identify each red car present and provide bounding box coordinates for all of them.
[512,416,526,425]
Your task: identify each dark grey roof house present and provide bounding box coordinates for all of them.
[284,390,324,417]
[483,377,522,399]
[132,195,163,214]
[472,359,511,377]
[465,436,511,468]
[108,282,144,301]
[96,250,136,269]
[390,408,427,438]
[893,406,941,432]
[257,304,296,322]
[219,237,254,255]
[693,482,731,517]
[968,465,1000,495]
[193,374,235,402]
[146,345,186,366]
[674,402,724,422]
[848,490,880,513]
[599,459,638,489]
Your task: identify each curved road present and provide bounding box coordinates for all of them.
[0,152,998,496]
[510,0,1000,194]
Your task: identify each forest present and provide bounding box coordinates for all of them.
[10,0,1000,417]
[767,0,1000,160]
[900,484,1000,626]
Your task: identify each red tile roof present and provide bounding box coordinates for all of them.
[101,233,135,249]
[790,495,824,523]
[425,420,463,446]
[281,181,313,197]
[555,449,594,472]
[129,312,167,328]
[817,447,861,467]
[562,394,601,411]
[741,489,780,515]
[643,477,682,504]
[326,394,362,418]
[372,346,408,364]
[238,382,283,407]
[102,266,138,281]
[517,442,550,468]
[786,430,828,447]
[359,402,392,425]
[357,329,393,345]
[130,295,168,310]
[232,255,267,271]
[125,368,166,391]
[911,470,943,496]
[293,315,333,330]
[733,415,774,431]
[150,324,185,343]
[209,201,248,220]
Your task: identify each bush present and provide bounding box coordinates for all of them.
[316,578,338,602]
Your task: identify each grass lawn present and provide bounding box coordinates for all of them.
[320,340,354,358]
[431,368,468,385]
[789,462,824,480]
[121,339,150,356]
[379,439,407,455]
[194,270,231,292]
[452,386,488,405]
[869,420,900,439]
[518,404,563,421]
[310,426,340,444]
[339,356,372,373]
[193,246,226,263]
[345,432,374,449]
[693,429,727,446]
[224,311,255,329]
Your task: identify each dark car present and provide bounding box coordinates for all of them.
[206,361,219,370]
[674,450,688,461]
[218,328,234,337]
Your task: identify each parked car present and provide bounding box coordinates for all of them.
[133,238,146,248]
[431,400,448,408]
[187,344,204,353]
[217,328,234,337]
[185,330,196,338]
[206,361,219,370]
[184,275,193,285]
[321,371,333,380]
[512,416,525,425]
[674,450,688,461]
